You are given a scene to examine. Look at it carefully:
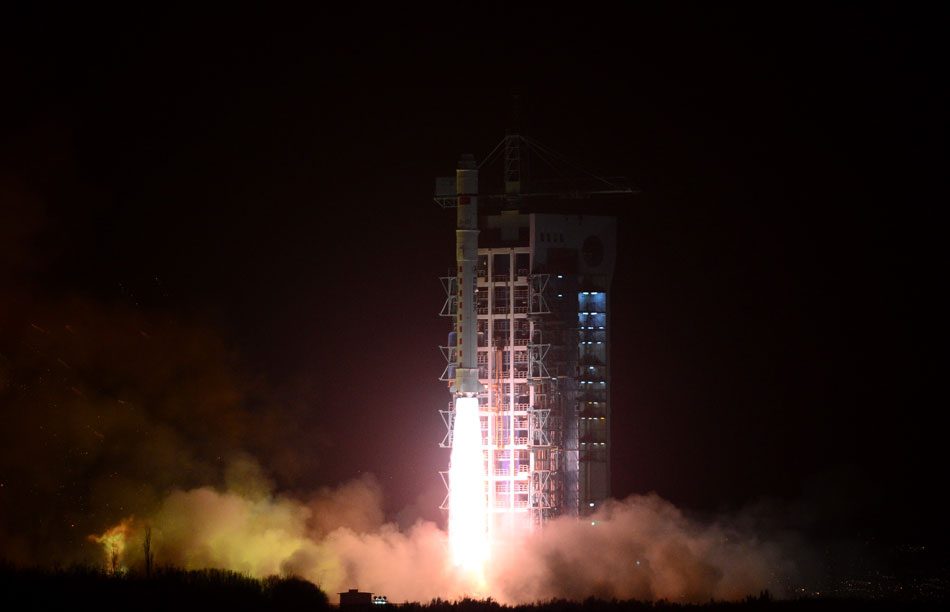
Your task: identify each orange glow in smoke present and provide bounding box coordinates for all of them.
[88,517,134,570]
[448,396,488,584]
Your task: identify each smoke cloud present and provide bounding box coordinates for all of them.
[490,495,793,602]
[93,466,796,604]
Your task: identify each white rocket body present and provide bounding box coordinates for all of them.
[451,155,484,397]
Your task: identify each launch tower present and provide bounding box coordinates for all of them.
[437,133,633,533]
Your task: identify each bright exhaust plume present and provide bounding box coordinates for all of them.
[448,396,488,583]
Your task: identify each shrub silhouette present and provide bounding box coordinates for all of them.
[2,563,947,611]
[0,563,330,612]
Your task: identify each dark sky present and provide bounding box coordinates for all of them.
[1,5,945,560]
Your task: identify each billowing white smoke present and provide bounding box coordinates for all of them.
[488,494,792,602]
[110,460,795,603]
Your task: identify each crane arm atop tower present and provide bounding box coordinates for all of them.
[434,133,637,209]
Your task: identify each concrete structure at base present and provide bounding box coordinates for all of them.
[339,589,388,606]
[437,137,627,533]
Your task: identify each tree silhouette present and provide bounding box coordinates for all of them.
[109,543,119,576]
[143,526,154,578]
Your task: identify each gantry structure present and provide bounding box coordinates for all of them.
[436,131,634,533]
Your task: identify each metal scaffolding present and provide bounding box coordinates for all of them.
[439,247,563,530]
[437,130,629,532]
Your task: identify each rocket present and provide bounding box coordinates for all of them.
[451,154,484,397]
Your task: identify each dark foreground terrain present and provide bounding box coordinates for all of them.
[1,565,946,612]
[0,565,327,611]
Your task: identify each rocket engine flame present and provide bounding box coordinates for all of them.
[448,396,488,584]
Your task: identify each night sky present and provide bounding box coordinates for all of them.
[1,5,944,562]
